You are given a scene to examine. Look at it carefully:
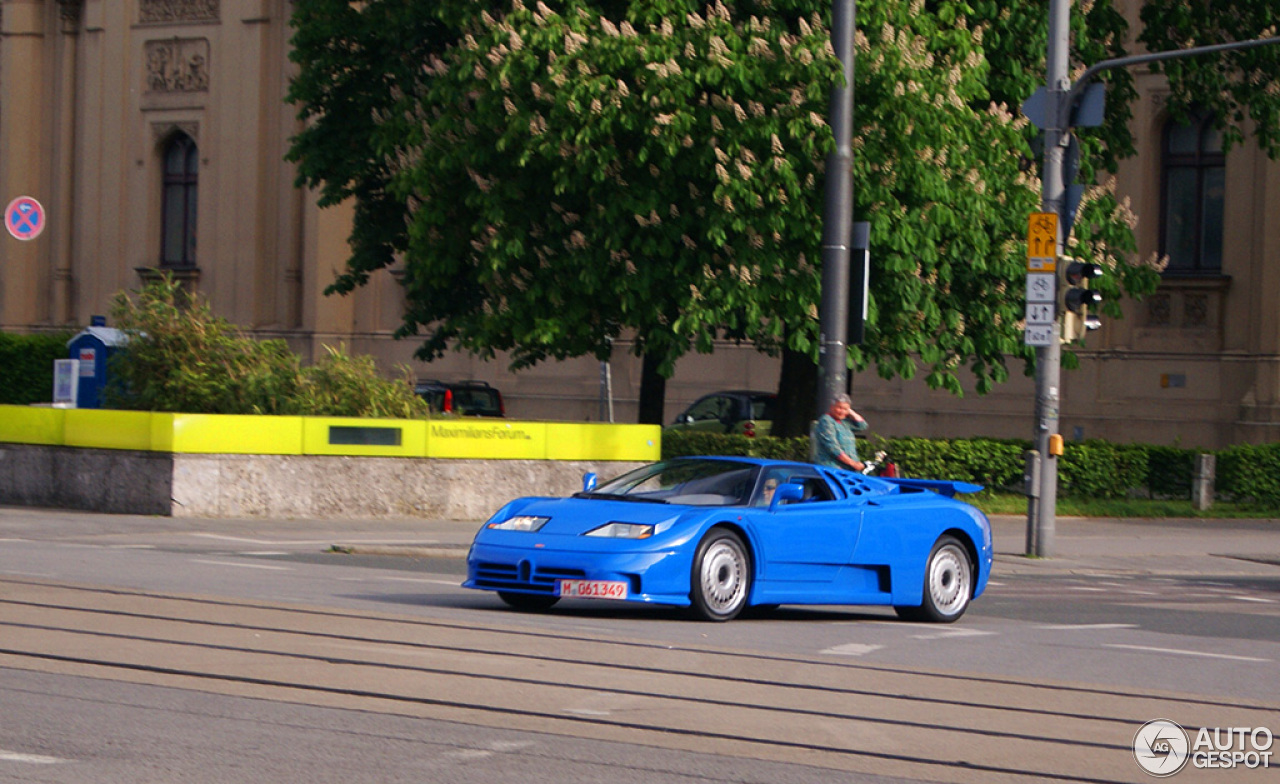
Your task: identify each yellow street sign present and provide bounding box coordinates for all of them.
[1027,212,1058,271]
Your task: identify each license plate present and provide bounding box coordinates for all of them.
[558,579,628,600]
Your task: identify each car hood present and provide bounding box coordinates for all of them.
[491,496,705,535]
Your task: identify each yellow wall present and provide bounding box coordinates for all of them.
[0,406,660,461]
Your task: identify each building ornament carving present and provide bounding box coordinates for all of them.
[145,38,210,93]
[140,0,219,24]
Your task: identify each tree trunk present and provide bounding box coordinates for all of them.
[772,346,819,438]
[637,353,667,425]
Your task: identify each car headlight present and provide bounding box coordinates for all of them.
[585,522,654,539]
[487,515,549,532]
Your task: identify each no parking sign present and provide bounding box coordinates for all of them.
[5,196,46,241]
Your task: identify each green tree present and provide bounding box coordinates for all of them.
[285,0,1277,428]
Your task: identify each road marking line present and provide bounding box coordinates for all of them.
[820,643,884,656]
[565,708,612,716]
[189,559,292,571]
[381,576,460,586]
[192,533,441,546]
[107,544,156,550]
[911,628,996,640]
[1037,623,1137,630]
[1104,644,1271,663]
[1232,596,1276,604]
[0,750,65,764]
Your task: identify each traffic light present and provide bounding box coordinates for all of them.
[1058,258,1102,342]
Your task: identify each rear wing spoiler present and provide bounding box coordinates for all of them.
[881,477,984,498]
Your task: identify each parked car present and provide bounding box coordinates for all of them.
[414,379,505,417]
[463,456,991,622]
[667,390,777,437]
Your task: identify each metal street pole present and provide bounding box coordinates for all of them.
[1029,0,1070,557]
[818,0,855,412]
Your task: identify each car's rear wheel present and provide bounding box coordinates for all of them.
[690,528,751,621]
[498,591,559,612]
[895,535,972,623]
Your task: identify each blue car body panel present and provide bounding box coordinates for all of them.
[464,456,993,613]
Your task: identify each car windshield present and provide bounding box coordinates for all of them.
[582,458,760,506]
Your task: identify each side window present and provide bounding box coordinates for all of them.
[161,132,199,268]
[779,472,836,504]
[687,396,728,422]
[1160,111,1224,275]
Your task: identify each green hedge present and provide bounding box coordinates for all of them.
[660,430,1225,500]
[1217,443,1280,507]
[0,331,73,405]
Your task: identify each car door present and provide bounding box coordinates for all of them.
[743,469,862,583]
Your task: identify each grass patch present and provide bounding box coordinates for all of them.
[970,492,1280,520]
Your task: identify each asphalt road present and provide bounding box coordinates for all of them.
[1,507,1277,783]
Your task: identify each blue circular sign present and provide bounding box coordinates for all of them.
[5,196,46,241]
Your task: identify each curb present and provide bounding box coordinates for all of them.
[330,544,469,559]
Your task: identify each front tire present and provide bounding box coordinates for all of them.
[498,592,559,612]
[895,535,972,623]
[689,529,751,621]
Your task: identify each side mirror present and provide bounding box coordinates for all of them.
[769,483,805,512]
[582,472,597,493]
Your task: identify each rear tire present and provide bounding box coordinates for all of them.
[498,592,559,612]
[689,529,751,621]
[895,535,972,623]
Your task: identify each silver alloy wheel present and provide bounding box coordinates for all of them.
[926,542,971,618]
[699,537,748,615]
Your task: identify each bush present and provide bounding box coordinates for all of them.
[661,430,1204,500]
[1058,441,1149,499]
[287,344,430,418]
[662,430,810,461]
[104,276,430,418]
[0,331,74,405]
[1217,443,1280,506]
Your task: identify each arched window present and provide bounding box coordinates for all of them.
[161,133,198,267]
[1159,112,1224,274]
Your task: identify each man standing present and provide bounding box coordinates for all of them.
[811,394,870,471]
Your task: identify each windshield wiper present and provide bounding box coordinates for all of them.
[572,492,668,504]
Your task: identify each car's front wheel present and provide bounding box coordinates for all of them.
[498,592,559,612]
[689,528,751,621]
[895,535,973,623]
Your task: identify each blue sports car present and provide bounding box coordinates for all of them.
[464,456,992,622]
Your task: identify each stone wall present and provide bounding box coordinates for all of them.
[0,444,643,521]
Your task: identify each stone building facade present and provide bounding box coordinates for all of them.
[2,0,1278,448]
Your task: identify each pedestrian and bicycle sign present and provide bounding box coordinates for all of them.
[5,196,45,241]
[1025,212,1059,346]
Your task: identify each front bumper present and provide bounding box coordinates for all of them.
[464,540,693,606]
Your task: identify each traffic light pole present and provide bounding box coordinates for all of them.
[1027,0,1070,557]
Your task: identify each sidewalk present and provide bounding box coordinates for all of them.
[2,506,1279,578]
[330,512,1280,579]
[988,514,1280,577]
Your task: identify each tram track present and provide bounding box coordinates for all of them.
[1,576,1274,783]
